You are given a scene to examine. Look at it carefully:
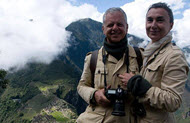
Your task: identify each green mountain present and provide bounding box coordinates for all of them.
[0,18,189,123]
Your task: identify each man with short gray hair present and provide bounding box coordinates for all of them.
[77,7,140,123]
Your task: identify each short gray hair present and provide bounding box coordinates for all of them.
[103,7,128,25]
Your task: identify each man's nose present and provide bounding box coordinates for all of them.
[112,24,118,30]
[151,20,157,29]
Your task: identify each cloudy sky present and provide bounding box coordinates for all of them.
[0,0,190,71]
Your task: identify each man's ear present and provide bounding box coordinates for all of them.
[126,24,129,34]
[102,25,105,34]
[170,22,174,29]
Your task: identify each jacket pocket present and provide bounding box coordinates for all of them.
[130,66,139,74]
[94,67,108,89]
[146,63,163,87]
[77,106,105,123]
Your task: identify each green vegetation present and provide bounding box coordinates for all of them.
[0,59,79,122]
[51,111,69,122]
[49,108,77,123]
[0,69,9,94]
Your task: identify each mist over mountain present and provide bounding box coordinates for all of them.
[0,18,189,123]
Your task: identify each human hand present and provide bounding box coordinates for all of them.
[94,87,111,106]
[118,72,134,87]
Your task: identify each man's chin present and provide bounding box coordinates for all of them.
[150,37,160,42]
[109,39,121,43]
[149,35,160,40]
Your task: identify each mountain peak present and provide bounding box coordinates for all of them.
[78,18,94,22]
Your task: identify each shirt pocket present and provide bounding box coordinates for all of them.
[129,66,139,74]
[94,67,108,89]
[146,63,163,87]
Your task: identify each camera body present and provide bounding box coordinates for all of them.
[105,85,127,116]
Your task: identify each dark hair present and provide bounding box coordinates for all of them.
[147,2,173,23]
[103,7,127,25]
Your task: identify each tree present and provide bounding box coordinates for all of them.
[0,69,9,89]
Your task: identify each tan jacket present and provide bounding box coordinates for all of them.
[77,46,139,123]
[138,39,189,123]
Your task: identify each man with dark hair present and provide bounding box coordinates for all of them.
[122,2,189,123]
[77,7,140,123]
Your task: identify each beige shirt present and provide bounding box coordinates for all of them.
[138,39,189,123]
[77,45,140,123]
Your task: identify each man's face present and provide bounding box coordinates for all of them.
[102,11,128,43]
[146,8,173,42]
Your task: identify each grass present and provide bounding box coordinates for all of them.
[51,111,69,122]
[35,82,58,92]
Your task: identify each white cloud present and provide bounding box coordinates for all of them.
[173,9,190,47]
[0,0,102,71]
[121,0,149,40]
[56,3,102,27]
[0,0,189,70]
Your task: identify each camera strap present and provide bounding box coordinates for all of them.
[102,47,108,90]
[102,47,130,90]
[125,47,129,73]
[90,46,142,88]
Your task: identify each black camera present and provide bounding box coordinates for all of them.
[105,85,127,116]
